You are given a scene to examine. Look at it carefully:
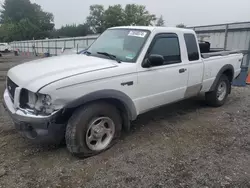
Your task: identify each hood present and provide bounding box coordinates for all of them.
[8,54,118,92]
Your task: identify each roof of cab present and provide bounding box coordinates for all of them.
[109,26,193,33]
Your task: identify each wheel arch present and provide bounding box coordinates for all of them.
[64,90,137,131]
[209,64,234,92]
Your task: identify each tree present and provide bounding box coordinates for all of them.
[176,23,186,28]
[86,5,105,33]
[32,4,54,31]
[103,5,125,28]
[156,15,165,26]
[86,4,156,33]
[52,23,92,38]
[0,0,54,41]
[0,0,34,23]
[124,4,156,26]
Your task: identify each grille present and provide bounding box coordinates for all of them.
[7,77,18,102]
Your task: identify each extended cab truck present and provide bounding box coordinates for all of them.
[3,26,243,157]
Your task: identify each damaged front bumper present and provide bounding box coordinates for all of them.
[3,89,65,144]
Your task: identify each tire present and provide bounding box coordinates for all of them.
[205,74,230,107]
[65,102,122,158]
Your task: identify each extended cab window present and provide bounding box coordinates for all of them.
[184,34,200,61]
[149,34,181,65]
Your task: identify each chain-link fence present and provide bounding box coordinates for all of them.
[10,35,99,56]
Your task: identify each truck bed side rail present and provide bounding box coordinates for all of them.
[202,50,249,59]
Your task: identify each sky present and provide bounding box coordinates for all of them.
[1,0,250,28]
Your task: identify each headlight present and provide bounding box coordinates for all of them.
[20,89,53,114]
[41,94,52,106]
[27,91,37,108]
[35,93,53,114]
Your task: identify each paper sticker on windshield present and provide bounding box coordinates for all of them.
[128,31,147,38]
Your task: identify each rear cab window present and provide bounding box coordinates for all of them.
[184,33,200,61]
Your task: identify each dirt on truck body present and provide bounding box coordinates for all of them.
[0,53,250,188]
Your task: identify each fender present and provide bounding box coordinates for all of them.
[209,64,234,92]
[64,89,137,121]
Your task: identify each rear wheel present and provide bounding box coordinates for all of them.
[205,74,230,107]
[65,102,122,158]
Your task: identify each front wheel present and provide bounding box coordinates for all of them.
[65,102,122,158]
[205,74,230,107]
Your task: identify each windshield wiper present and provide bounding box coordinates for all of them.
[97,52,121,63]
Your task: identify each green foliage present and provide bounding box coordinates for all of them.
[104,5,125,28]
[86,4,156,33]
[0,2,159,41]
[0,0,54,42]
[156,15,165,26]
[86,5,105,33]
[0,0,34,23]
[123,4,156,26]
[51,24,92,38]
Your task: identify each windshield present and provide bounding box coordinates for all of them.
[86,29,150,62]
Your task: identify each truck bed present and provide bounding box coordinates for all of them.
[201,53,243,92]
[201,50,243,59]
[199,40,246,59]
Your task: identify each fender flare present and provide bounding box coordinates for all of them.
[64,89,137,121]
[209,64,234,92]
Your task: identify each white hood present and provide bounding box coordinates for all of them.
[7,54,118,92]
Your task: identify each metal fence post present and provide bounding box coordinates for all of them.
[42,41,44,53]
[224,24,229,50]
[74,38,76,48]
[36,41,39,55]
[55,40,57,56]
[48,40,50,55]
[246,39,250,68]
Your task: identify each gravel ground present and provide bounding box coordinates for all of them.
[0,54,250,188]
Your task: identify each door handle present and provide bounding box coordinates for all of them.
[179,68,187,73]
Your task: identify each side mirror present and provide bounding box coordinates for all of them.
[142,54,164,68]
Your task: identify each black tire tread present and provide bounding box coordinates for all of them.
[65,102,121,158]
[205,74,230,107]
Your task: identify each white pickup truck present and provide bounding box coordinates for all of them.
[0,43,11,52]
[3,26,243,157]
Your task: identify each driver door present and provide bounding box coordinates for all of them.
[136,33,189,113]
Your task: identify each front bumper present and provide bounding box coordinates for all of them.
[3,89,65,144]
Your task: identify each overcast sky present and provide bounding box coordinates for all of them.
[2,0,250,28]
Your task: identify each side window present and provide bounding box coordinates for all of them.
[184,34,200,61]
[149,35,181,65]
